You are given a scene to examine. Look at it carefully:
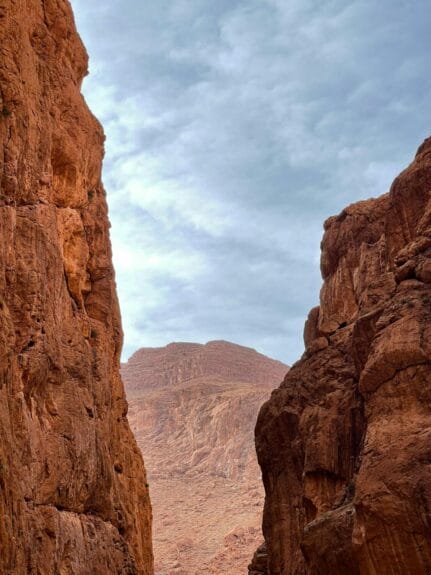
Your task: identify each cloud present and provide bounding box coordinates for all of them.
[71,0,431,363]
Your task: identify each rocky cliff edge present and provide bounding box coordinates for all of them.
[252,138,431,574]
[0,2,152,573]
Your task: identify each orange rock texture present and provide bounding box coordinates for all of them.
[0,1,152,573]
[123,341,287,575]
[253,139,431,574]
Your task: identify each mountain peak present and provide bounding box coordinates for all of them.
[122,339,287,396]
[123,340,288,574]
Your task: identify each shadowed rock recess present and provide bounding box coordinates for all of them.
[250,139,431,575]
[0,1,152,573]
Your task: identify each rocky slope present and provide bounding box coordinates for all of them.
[0,1,152,573]
[252,138,431,574]
[122,341,287,574]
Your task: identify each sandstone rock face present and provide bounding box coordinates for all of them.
[0,2,152,573]
[122,341,287,575]
[248,542,269,575]
[253,139,431,574]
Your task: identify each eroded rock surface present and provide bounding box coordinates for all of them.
[253,139,431,574]
[123,340,287,575]
[0,1,152,573]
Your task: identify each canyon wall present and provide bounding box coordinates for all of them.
[0,1,152,573]
[123,341,287,575]
[252,139,431,574]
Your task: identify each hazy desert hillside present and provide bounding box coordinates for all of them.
[122,340,287,575]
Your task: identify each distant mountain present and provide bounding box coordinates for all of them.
[122,340,288,575]
[124,340,287,394]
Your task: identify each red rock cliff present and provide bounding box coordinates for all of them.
[253,139,431,574]
[0,1,152,573]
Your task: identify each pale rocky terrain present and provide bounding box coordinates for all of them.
[0,1,152,573]
[122,340,287,575]
[251,138,431,574]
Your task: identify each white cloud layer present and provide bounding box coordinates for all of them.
[71,0,431,363]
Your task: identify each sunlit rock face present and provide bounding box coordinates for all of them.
[123,340,288,575]
[0,1,152,573]
[252,138,431,574]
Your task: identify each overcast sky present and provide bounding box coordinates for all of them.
[71,0,431,364]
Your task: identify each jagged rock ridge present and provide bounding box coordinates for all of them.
[252,138,431,574]
[0,1,152,573]
[122,340,288,575]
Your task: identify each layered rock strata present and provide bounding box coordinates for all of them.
[253,139,431,574]
[123,341,287,575]
[0,1,152,573]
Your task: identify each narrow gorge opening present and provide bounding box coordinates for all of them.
[2,1,431,575]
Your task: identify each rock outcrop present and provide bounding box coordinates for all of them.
[0,1,152,573]
[248,542,268,575]
[253,139,431,574]
[122,341,287,575]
